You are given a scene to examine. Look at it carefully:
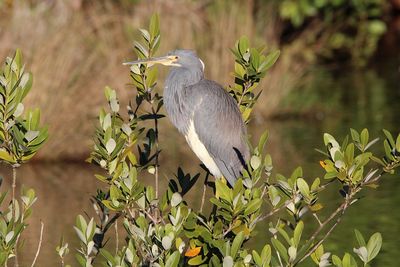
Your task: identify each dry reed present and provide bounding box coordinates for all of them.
[0,0,309,160]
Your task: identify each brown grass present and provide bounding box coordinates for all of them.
[0,0,309,160]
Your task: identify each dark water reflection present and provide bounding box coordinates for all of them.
[1,61,399,266]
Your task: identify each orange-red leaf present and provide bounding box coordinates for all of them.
[185,247,201,257]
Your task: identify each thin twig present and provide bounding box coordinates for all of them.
[12,165,19,267]
[200,172,209,213]
[302,214,343,263]
[141,207,162,225]
[316,180,336,193]
[114,221,118,254]
[30,221,44,267]
[152,106,159,200]
[312,213,322,226]
[296,189,358,264]
[257,200,293,222]
[11,166,17,219]
[200,184,206,213]
[222,223,234,237]
[296,171,385,264]
[237,82,252,108]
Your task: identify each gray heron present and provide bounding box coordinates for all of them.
[124,50,249,186]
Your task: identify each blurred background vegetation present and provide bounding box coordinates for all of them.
[0,0,398,160]
[0,0,399,266]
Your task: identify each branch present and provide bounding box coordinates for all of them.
[30,221,44,267]
[151,106,160,200]
[11,165,19,267]
[114,222,119,255]
[312,213,322,226]
[296,188,360,264]
[257,199,293,222]
[301,213,344,263]
[296,166,389,264]
[222,223,234,237]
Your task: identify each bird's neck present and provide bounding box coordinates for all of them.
[167,67,203,88]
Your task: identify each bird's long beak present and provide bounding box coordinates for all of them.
[123,55,179,66]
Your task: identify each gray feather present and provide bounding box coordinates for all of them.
[162,49,249,186]
[184,80,250,185]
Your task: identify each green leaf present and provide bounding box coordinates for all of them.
[75,254,86,267]
[76,215,87,232]
[110,185,121,200]
[188,255,205,265]
[234,62,246,77]
[259,50,280,71]
[324,133,339,147]
[342,253,357,267]
[366,232,382,262]
[165,251,180,267]
[244,198,262,215]
[252,251,262,266]
[149,13,160,39]
[231,232,244,258]
[354,229,366,247]
[332,255,342,266]
[350,129,360,142]
[215,179,232,201]
[383,129,395,147]
[260,244,271,264]
[360,128,369,148]
[271,238,288,263]
[100,248,117,265]
[345,143,354,164]
[238,36,249,56]
[257,130,269,154]
[297,178,310,199]
[293,221,304,247]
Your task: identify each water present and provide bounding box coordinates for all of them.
[1,60,399,266]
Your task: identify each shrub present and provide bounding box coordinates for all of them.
[69,15,400,267]
[0,49,48,266]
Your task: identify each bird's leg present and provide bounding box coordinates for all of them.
[200,171,210,213]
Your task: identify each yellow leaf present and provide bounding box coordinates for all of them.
[310,203,324,212]
[232,224,251,237]
[365,183,379,189]
[0,149,14,163]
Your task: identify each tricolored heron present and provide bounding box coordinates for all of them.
[124,50,249,186]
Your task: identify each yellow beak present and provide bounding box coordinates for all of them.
[123,55,179,66]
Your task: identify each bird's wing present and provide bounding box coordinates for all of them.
[183,79,249,185]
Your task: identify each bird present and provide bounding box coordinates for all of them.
[124,50,249,186]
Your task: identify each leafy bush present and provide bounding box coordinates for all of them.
[0,14,398,267]
[0,50,48,266]
[68,15,399,267]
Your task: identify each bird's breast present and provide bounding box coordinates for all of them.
[184,120,222,177]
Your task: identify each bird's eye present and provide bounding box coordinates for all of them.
[175,56,179,59]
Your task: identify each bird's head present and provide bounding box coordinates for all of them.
[123,49,205,71]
